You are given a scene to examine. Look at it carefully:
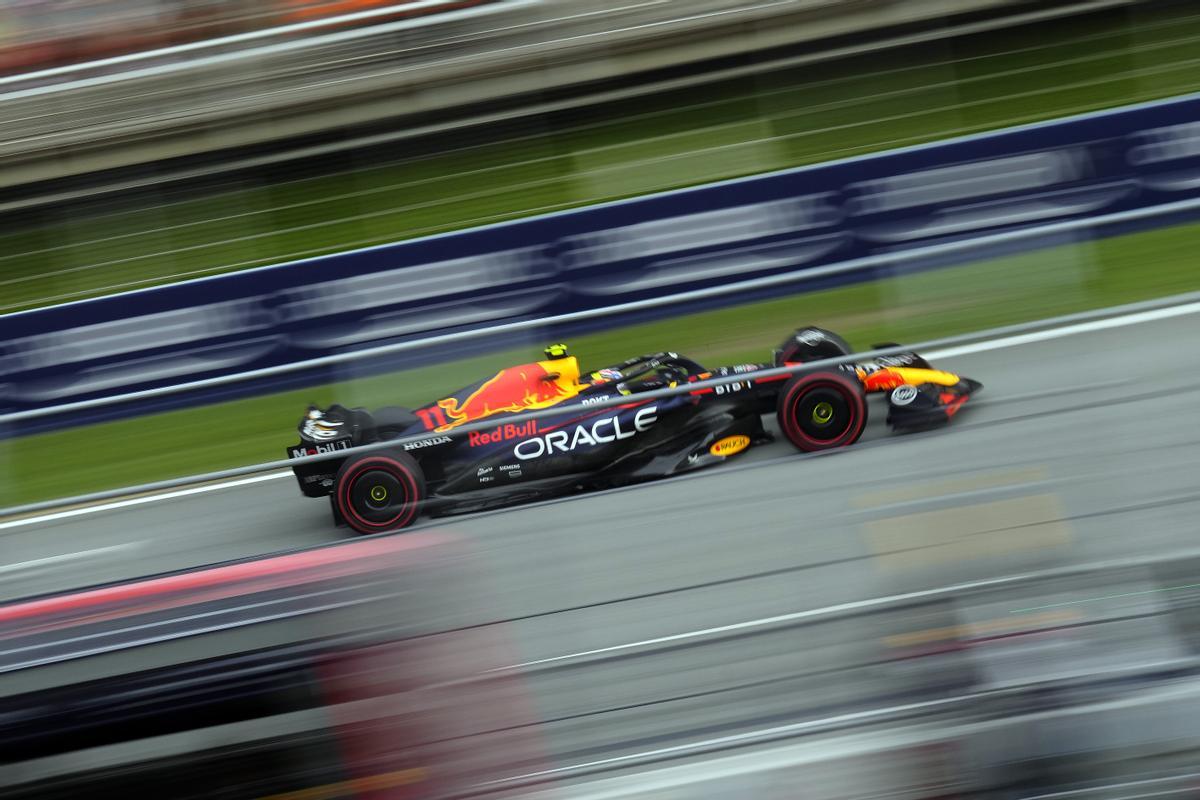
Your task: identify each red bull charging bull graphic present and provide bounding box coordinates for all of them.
[430,357,586,432]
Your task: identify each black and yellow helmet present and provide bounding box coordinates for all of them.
[544,343,569,360]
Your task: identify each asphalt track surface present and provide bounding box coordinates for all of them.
[3,310,1200,780]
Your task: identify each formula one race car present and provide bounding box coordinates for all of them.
[288,327,981,534]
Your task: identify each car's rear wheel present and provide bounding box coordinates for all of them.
[776,371,867,452]
[333,451,425,534]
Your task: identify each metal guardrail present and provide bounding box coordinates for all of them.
[0,0,543,152]
[0,0,508,91]
[0,0,810,154]
[0,0,1138,213]
[0,0,1069,184]
[3,286,1199,519]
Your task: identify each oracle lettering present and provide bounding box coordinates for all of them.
[513,406,658,460]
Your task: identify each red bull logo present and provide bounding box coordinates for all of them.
[435,360,579,432]
[468,420,539,447]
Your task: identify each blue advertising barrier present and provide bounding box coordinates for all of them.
[3,92,1200,431]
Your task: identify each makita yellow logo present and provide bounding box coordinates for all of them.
[709,435,750,457]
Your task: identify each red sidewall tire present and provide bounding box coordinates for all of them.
[334,452,425,534]
[777,371,867,452]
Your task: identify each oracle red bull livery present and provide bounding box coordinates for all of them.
[288,327,981,534]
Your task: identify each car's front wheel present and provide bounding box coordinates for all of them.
[776,371,867,452]
[333,451,425,534]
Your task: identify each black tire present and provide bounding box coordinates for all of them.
[776,371,868,452]
[333,451,426,534]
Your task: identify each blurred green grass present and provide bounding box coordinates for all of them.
[5,220,1199,508]
[3,3,1200,310]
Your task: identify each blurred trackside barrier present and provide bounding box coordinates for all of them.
[2,91,1200,430]
[0,0,1082,184]
[7,539,1200,796]
[0,532,555,798]
[0,0,497,81]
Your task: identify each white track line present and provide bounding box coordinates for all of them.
[484,696,965,786]
[924,300,1200,359]
[501,682,1200,793]
[4,297,1200,531]
[0,473,289,532]
[0,542,144,574]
